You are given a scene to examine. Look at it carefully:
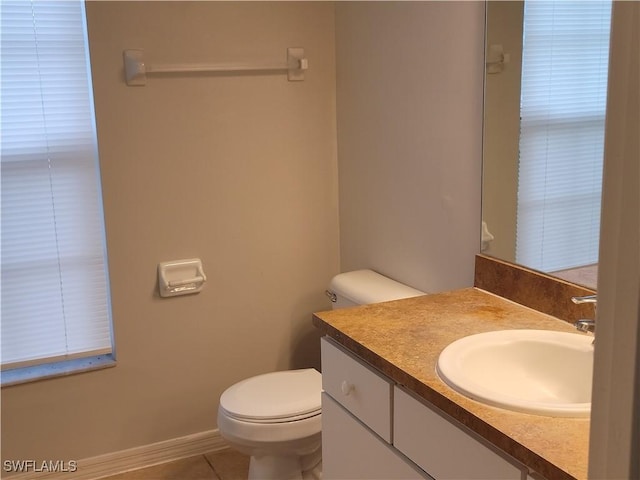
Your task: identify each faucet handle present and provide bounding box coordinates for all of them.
[575,319,596,333]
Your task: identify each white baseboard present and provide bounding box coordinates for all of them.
[5,429,228,480]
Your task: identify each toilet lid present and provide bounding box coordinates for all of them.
[220,369,322,422]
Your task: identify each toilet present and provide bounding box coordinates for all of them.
[217,269,424,480]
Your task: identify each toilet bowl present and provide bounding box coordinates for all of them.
[217,369,322,480]
[217,269,424,480]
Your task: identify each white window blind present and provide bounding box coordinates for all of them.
[516,0,611,272]
[1,1,113,369]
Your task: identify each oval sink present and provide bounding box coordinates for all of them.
[436,329,593,417]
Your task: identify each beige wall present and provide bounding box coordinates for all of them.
[1,1,339,462]
[335,2,485,293]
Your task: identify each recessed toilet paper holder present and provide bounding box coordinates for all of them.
[158,258,207,297]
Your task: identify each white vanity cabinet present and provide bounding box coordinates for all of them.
[321,337,429,479]
[394,386,525,479]
[322,392,427,479]
[320,334,393,442]
[321,337,531,480]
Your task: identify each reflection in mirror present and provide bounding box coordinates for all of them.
[482,0,612,290]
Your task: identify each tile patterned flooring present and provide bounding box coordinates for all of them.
[100,449,249,480]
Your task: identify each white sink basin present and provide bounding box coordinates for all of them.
[436,329,594,417]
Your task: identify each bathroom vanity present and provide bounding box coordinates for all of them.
[313,287,590,480]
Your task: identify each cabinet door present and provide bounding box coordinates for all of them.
[394,387,525,480]
[322,393,429,480]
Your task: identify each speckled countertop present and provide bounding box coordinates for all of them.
[312,287,590,480]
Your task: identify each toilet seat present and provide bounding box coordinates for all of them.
[220,368,322,424]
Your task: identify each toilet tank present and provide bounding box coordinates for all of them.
[326,269,425,309]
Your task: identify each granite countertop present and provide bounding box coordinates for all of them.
[312,287,590,480]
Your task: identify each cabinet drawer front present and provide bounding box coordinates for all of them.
[394,387,525,480]
[321,337,392,442]
[322,393,429,480]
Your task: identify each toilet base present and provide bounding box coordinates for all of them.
[248,449,321,480]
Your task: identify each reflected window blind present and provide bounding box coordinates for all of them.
[1,1,112,369]
[516,0,611,273]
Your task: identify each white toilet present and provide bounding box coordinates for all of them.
[217,269,424,480]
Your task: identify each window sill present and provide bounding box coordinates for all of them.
[1,354,116,387]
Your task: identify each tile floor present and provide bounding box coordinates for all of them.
[99,449,249,480]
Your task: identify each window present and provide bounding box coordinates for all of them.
[1,1,113,378]
[516,0,612,272]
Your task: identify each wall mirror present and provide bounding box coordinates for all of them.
[481,0,612,290]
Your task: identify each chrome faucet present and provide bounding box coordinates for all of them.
[571,294,597,335]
